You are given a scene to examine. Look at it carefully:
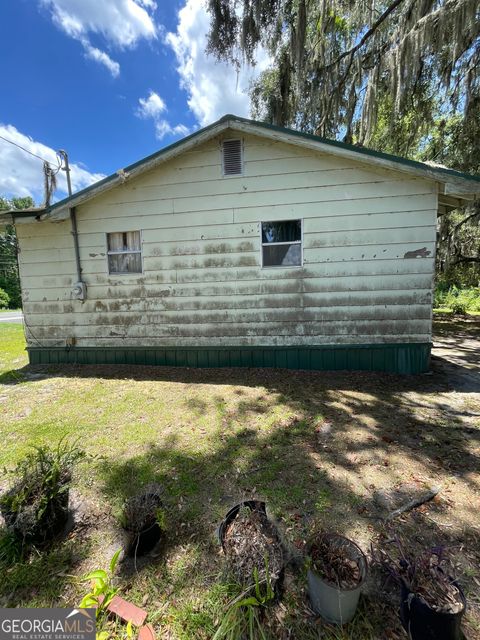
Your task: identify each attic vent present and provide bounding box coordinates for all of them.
[222,139,243,176]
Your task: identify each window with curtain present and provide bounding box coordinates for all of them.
[107,231,142,274]
[261,220,302,267]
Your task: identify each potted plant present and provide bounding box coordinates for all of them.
[218,500,284,596]
[0,438,86,546]
[374,540,466,640]
[307,532,367,624]
[122,483,165,559]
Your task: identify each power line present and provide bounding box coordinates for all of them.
[0,133,55,165]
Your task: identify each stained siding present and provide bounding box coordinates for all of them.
[17,132,437,348]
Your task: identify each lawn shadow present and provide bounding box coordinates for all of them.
[0,532,90,607]
[98,402,480,638]
[2,319,479,635]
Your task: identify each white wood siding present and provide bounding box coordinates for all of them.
[16,132,437,348]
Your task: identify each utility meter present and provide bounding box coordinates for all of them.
[72,281,87,301]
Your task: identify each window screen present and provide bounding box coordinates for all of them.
[222,139,243,176]
[261,220,302,267]
[107,231,142,274]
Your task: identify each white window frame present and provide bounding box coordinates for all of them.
[221,138,244,177]
[106,230,144,276]
[260,219,303,269]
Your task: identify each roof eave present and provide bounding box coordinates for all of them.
[229,118,480,199]
[0,208,48,229]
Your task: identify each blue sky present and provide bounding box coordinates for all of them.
[0,0,269,202]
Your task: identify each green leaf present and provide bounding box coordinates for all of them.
[79,595,97,608]
[102,589,119,609]
[126,620,133,638]
[235,597,259,608]
[91,580,107,595]
[109,549,122,574]
[84,570,108,582]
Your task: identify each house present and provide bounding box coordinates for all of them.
[2,115,479,374]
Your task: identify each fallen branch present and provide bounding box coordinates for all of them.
[386,485,441,521]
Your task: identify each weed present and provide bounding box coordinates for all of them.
[314,488,331,513]
[0,528,23,563]
[213,562,275,640]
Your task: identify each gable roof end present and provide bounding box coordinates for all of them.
[2,114,479,224]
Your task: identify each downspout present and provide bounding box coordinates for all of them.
[70,206,83,284]
[58,149,87,301]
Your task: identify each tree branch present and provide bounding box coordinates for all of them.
[451,255,480,265]
[452,208,480,233]
[326,0,408,70]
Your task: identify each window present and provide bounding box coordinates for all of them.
[222,139,243,176]
[107,231,142,274]
[261,220,302,267]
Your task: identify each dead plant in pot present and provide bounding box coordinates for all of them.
[0,438,86,549]
[307,532,367,624]
[373,539,466,640]
[122,483,165,561]
[219,501,284,595]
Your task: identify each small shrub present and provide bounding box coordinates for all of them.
[0,528,23,563]
[79,550,137,640]
[451,300,467,315]
[0,439,86,545]
[434,285,480,313]
[0,287,10,309]
[79,549,121,615]
[0,273,21,309]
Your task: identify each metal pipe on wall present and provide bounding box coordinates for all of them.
[58,149,86,300]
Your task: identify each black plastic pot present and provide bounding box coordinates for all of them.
[218,500,284,595]
[400,580,466,640]
[1,488,70,544]
[218,500,267,550]
[126,521,163,557]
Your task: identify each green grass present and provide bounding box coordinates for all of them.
[0,323,28,381]
[1,321,479,637]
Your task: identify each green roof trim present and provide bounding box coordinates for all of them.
[27,113,480,217]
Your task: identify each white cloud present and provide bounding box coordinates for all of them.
[40,0,157,75]
[166,0,271,126]
[154,120,190,140]
[82,41,120,77]
[137,0,156,9]
[137,91,166,119]
[136,92,190,141]
[42,0,157,46]
[0,124,105,203]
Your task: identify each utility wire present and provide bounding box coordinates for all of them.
[0,133,53,164]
